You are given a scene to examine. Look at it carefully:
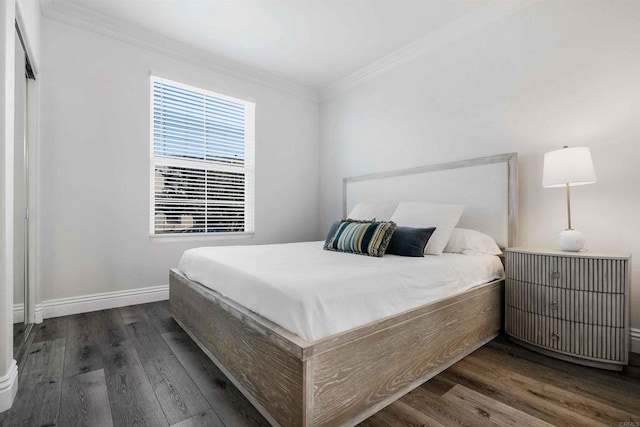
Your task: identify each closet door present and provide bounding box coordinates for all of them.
[13,31,27,332]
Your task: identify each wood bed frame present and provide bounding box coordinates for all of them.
[170,153,518,426]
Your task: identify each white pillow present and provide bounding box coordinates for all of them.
[390,202,464,255]
[347,201,398,221]
[444,228,502,256]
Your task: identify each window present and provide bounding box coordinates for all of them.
[150,77,255,235]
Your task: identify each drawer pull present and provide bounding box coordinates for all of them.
[551,271,560,280]
[550,302,558,310]
[551,333,560,341]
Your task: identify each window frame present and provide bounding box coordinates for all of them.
[149,76,256,238]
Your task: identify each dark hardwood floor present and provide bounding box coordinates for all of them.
[1,301,638,426]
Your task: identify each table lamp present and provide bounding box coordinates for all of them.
[542,146,596,251]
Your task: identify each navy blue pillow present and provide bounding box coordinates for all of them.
[386,226,436,257]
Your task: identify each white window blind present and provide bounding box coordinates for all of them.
[150,76,255,235]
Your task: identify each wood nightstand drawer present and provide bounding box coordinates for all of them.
[506,251,626,293]
[505,307,625,363]
[505,248,630,369]
[506,279,625,327]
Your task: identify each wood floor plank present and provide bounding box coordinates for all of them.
[489,337,640,387]
[141,301,181,334]
[32,315,69,343]
[91,309,169,427]
[358,415,396,427]
[118,304,149,325]
[127,320,210,425]
[439,368,559,427]
[359,406,424,427]
[6,308,640,427]
[443,384,553,427]
[473,345,640,416]
[464,350,640,425]
[444,359,609,427]
[64,313,104,377]
[420,375,457,397]
[400,385,496,426]
[59,368,114,427]
[161,330,269,427]
[104,345,170,427]
[12,324,29,369]
[3,338,66,427]
[169,408,224,427]
[16,324,36,377]
[360,400,445,427]
[627,353,640,381]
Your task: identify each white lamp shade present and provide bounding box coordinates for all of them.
[542,146,597,188]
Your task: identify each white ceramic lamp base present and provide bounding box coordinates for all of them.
[558,229,585,252]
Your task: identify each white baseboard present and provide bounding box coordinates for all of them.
[35,304,43,324]
[41,285,169,320]
[632,328,640,354]
[0,360,18,413]
[12,304,24,324]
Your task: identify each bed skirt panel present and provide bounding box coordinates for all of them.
[170,269,503,426]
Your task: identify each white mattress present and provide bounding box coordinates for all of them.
[178,241,504,342]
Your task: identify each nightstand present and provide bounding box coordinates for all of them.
[505,247,630,371]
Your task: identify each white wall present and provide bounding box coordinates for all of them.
[0,0,40,411]
[320,1,640,330]
[0,1,17,409]
[38,17,320,302]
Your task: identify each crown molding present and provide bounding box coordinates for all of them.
[39,0,319,102]
[321,0,537,101]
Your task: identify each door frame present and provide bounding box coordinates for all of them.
[15,5,38,326]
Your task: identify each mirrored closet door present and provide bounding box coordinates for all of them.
[13,23,35,360]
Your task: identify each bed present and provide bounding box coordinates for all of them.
[170,153,518,426]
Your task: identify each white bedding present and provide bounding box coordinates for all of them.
[178,241,504,342]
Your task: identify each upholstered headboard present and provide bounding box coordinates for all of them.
[343,153,518,248]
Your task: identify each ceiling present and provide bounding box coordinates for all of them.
[54,0,489,89]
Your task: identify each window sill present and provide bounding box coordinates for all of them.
[150,232,255,243]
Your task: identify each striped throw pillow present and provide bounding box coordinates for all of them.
[324,219,396,257]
